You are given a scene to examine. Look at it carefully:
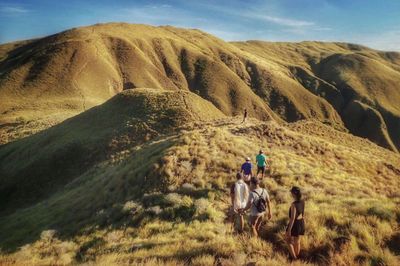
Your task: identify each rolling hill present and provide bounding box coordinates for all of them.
[0,89,399,265]
[0,23,400,265]
[1,23,399,151]
[0,88,224,213]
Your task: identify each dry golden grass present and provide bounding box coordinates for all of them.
[0,23,400,265]
[1,23,400,151]
[0,114,399,265]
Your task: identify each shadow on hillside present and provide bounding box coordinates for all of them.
[0,133,181,253]
[386,232,400,256]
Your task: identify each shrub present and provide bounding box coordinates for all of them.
[194,198,210,215]
[148,206,162,215]
[122,201,141,213]
[181,183,196,192]
[40,230,57,241]
[164,193,182,206]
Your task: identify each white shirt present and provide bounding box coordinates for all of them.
[233,180,249,211]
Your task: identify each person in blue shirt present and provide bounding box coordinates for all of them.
[256,150,268,179]
[240,157,253,183]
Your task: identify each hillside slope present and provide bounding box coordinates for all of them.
[0,89,399,265]
[1,23,399,151]
[233,41,400,152]
[0,88,224,214]
[0,23,276,140]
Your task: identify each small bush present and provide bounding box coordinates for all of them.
[147,206,162,215]
[40,230,57,241]
[122,201,141,213]
[181,183,196,192]
[194,198,210,215]
[164,193,182,206]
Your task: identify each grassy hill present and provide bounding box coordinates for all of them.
[0,23,400,265]
[1,23,399,151]
[0,88,224,214]
[233,41,400,152]
[0,87,399,265]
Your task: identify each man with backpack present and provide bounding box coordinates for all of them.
[239,177,272,237]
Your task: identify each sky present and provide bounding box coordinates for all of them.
[1,0,400,51]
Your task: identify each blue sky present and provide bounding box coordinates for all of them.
[1,0,400,51]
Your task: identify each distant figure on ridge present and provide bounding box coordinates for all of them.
[240,157,253,184]
[241,108,248,123]
[256,149,268,179]
[239,177,272,237]
[285,186,305,260]
[230,173,249,233]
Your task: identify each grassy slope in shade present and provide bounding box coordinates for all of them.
[0,88,224,213]
[0,87,399,265]
[1,23,399,152]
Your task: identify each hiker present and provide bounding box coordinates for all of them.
[230,173,249,233]
[285,186,305,260]
[256,149,268,179]
[240,157,253,184]
[241,108,248,123]
[239,177,272,237]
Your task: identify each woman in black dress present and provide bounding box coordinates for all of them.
[285,186,305,260]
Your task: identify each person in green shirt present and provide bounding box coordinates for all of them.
[256,149,268,179]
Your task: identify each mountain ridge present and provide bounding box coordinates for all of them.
[0,22,399,152]
[0,24,400,265]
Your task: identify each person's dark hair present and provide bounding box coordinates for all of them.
[250,176,260,185]
[290,186,302,201]
[259,149,263,154]
[236,172,242,180]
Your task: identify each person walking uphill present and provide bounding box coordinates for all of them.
[285,186,306,260]
[230,173,249,233]
[256,150,268,179]
[240,157,253,184]
[241,108,248,123]
[239,177,272,237]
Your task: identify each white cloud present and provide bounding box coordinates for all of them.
[143,4,172,9]
[357,30,400,51]
[313,26,332,31]
[0,6,29,14]
[254,15,314,27]
[203,28,245,41]
[119,6,208,29]
[119,2,331,40]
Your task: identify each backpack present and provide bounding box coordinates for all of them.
[253,190,267,213]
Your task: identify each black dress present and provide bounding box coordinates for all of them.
[286,200,305,236]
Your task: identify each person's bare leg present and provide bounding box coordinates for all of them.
[286,237,297,259]
[239,214,244,232]
[229,208,234,233]
[294,236,301,257]
[250,216,259,237]
[255,216,263,232]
